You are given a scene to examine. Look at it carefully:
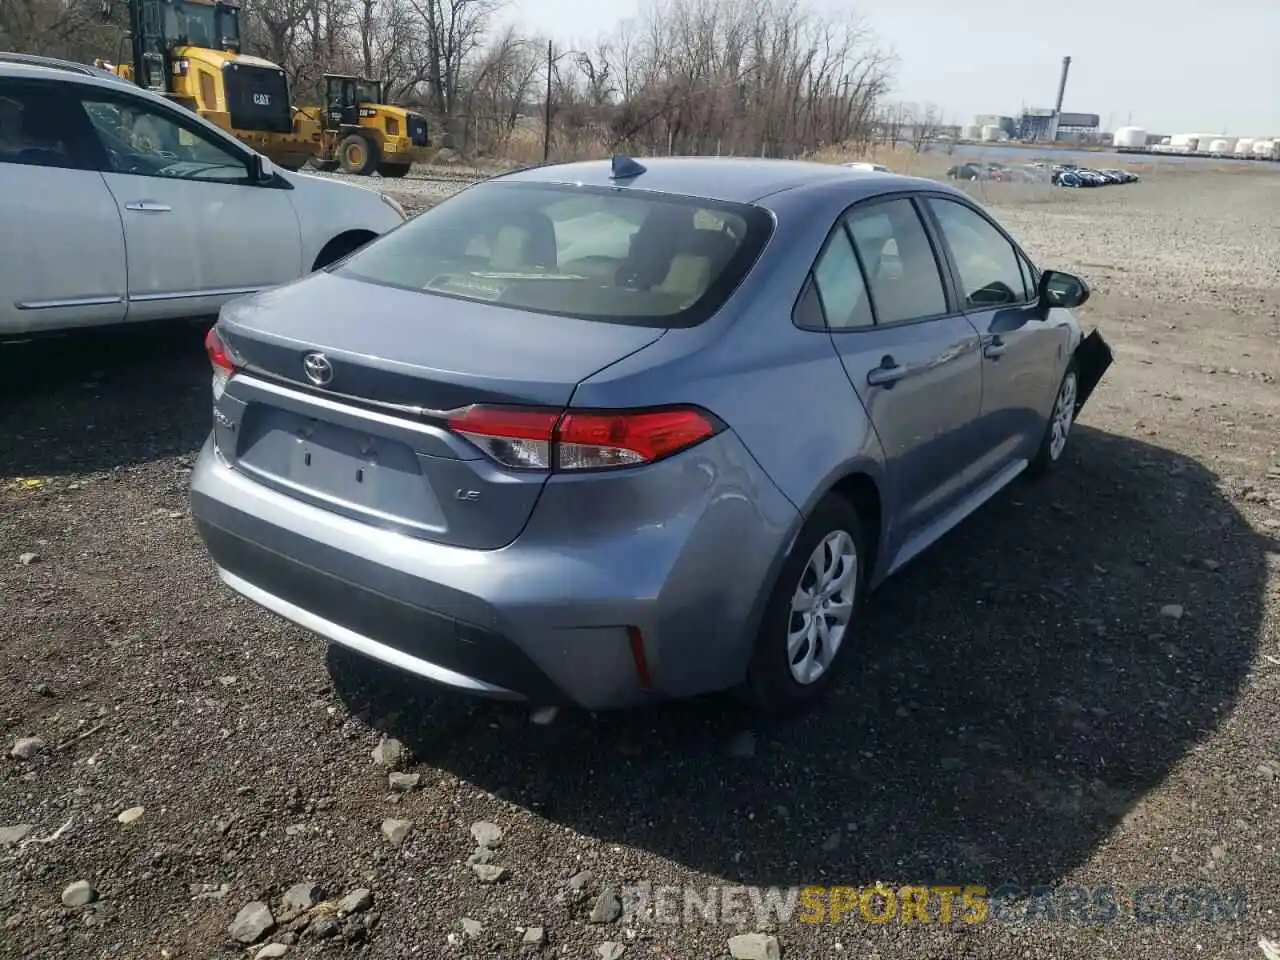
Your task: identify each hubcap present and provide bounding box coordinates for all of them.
[787,530,858,685]
[347,144,363,165]
[1049,370,1078,461]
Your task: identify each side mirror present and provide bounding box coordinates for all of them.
[250,154,277,183]
[1038,269,1090,310]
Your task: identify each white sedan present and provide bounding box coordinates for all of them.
[0,54,407,338]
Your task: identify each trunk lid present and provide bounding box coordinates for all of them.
[214,272,665,549]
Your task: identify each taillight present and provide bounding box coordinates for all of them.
[446,405,723,472]
[205,326,238,400]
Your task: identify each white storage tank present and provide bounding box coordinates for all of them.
[1234,138,1254,156]
[1208,139,1231,154]
[1254,139,1279,159]
[1170,133,1197,149]
[1113,126,1147,148]
[960,124,981,141]
[980,124,1002,142]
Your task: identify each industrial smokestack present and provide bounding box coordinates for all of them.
[1054,56,1072,115]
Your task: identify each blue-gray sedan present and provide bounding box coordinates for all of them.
[191,155,1112,712]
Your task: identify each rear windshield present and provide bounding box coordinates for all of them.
[336,180,774,327]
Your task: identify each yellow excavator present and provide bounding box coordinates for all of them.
[296,74,430,178]
[95,0,318,170]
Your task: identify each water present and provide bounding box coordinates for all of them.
[938,143,1275,170]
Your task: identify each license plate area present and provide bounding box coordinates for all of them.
[235,405,445,529]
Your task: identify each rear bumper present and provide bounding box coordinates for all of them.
[190,432,798,710]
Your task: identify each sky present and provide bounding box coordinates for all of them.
[504,0,1280,136]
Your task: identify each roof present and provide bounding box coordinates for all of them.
[0,52,127,83]
[493,155,924,204]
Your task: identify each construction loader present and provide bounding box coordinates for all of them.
[96,0,318,170]
[297,74,429,177]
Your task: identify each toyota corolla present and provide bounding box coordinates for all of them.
[190,155,1112,712]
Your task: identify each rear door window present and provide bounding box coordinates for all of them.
[336,180,774,327]
[0,80,100,170]
[843,198,949,324]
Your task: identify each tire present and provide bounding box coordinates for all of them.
[338,134,379,175]
[743,495,869,714]
[377,162,411,179]
[310,159,339,172]
[1027,360,1080,478]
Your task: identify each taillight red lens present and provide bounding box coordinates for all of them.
[446,405,722,472]
[205,326,236,374]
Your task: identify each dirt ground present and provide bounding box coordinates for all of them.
[2,164,1279,960]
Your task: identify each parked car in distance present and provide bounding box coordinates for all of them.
[191,155,1113,713]
[0,53,407,338]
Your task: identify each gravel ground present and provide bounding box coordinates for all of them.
[2,164,1280,960]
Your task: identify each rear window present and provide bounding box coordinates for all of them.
[336,180,774,327]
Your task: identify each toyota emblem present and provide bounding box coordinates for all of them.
[302,352,333,386]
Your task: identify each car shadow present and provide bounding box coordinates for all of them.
[0,322,212,478]
[330,424,1267,889]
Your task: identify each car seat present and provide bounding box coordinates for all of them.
[487,210,558,272]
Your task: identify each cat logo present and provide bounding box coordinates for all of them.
[253,92,272,106]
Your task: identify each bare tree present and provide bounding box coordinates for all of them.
[13,0,893,162]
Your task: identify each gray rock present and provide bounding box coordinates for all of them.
[469,862,509,883]
[522,926,546,944]
[590,888,622,923]
[10,737,45,760]
[371,737,407,769]
[61,881,97,908]
[228,901,275,943]
[0,824,33,848]
[727,730,756,759]
[470,821,503,848]
[339,888,373,915]
[381,818,412,846]
[254,945,290,959]
[388,772,420,792]
[281,883,321,912]
[728,932,781,960]
[116,806,144,825]
[460,917,483,938]
[820,830,842,852]
[567,869,594,892]
[468,846,496,865]
[309,917,339,939]
[18,552,39,566]
[1159,604,1185,621]
[530,705,559,725]
[597,944,627,960]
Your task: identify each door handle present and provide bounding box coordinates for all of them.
[867,358,907,386]
[124,201,172,213]
[983,338,1007,359]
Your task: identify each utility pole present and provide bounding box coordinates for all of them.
[543,40,553,163]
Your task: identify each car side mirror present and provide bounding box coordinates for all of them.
[1038,269,1090,310]
[250,154,277,183]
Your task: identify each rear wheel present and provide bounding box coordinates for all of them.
[743,496,868,714]
[377,162,411,179]
[338,134,379,175]
[310,158,339,173]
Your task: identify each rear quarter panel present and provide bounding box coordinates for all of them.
[572,184,892,571]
